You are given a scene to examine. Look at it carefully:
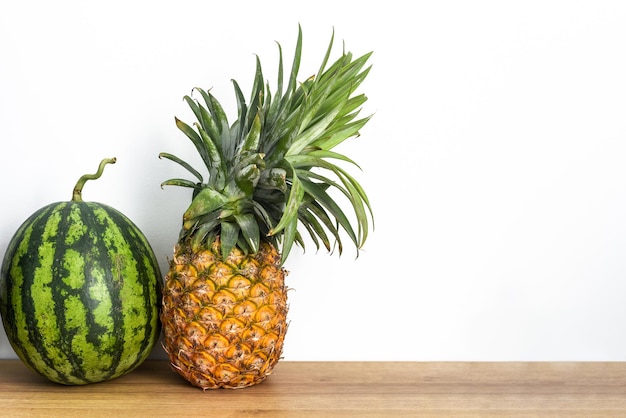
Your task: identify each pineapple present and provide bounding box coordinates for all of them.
[159,26,373,389]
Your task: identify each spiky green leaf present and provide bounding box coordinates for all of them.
[235,213,260,253]
[159,152,204,183]
[220,221,239,259]
[183,188,228,223]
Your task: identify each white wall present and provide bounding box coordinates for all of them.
[2,1,626,361]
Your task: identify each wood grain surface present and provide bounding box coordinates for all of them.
[2,360,626,417]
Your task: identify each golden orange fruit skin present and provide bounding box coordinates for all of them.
[161,237,288,389]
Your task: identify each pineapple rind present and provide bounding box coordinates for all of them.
[161,237,288,389]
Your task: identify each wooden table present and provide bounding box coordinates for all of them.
[2,360,626,416]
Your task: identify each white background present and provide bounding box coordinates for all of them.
[2,1,626,361]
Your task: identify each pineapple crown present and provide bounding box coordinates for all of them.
[160,26,373,263]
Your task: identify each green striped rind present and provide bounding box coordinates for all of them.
[0,201,161,385]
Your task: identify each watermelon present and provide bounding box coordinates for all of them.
[0,158,161,385]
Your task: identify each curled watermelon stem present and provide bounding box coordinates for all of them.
[72,157,117,202]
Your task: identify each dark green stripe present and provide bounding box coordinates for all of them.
[1,205,40,369]
[95,203,161,375]
[18,203,67,382]
[53,203,80,383]
[80,202,124,381]
[52,203,102,383]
